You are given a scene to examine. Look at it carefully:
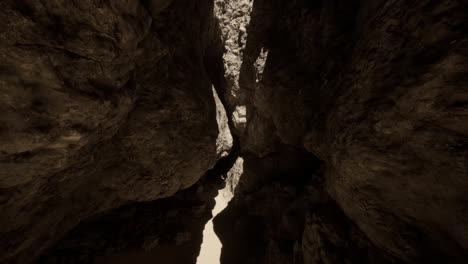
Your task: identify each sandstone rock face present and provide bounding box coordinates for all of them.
[0,0,225,263]
[215,0,468,263]
[214,0,252,109]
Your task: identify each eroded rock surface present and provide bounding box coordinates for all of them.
[0,0,225,263]
[215,0,468,263]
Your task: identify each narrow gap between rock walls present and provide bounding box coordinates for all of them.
[196,87,243,264]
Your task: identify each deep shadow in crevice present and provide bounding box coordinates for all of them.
[35,157,237,264]
[213,146,324,264]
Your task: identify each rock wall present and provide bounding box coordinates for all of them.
[0,0,227,263]
[215,0,468,263]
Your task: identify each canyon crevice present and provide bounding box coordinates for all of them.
[1,0,467,263]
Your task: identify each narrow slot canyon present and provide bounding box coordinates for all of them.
[0,0,467,264]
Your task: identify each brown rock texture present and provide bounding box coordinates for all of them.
[0,0,226,263]
[215,0,468,263]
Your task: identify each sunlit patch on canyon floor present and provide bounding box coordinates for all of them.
[197,157,243,264]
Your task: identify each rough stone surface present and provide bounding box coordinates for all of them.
[0,0,224,263]
[214,0,252,108]
[216,0,468,263]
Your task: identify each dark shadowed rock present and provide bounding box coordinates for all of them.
[215,0,468,263]
[36,173,223,264]
[0,0,225,263]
